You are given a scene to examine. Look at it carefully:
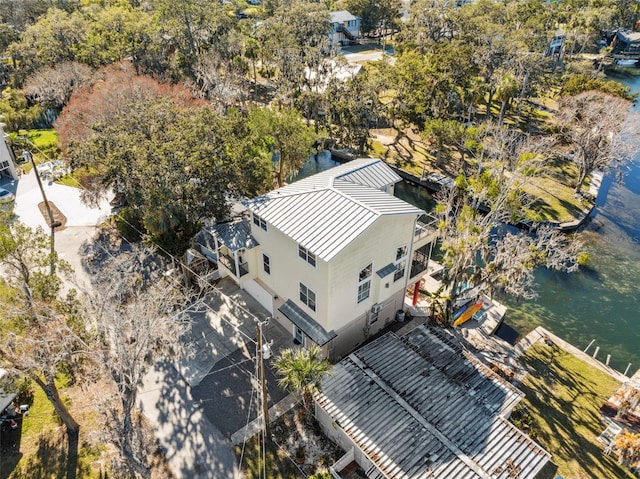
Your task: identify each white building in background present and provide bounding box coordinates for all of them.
[0,123,19,181]
[196,158,437,360]
[329,10,361,47]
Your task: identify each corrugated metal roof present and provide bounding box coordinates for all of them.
[279,300,337,346]
[247,159,424,262]
[316,326,551,479]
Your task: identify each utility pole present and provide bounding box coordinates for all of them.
[256,318,271,439]
[23,150,61,275]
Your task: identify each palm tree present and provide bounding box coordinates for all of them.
[273,345,332,412]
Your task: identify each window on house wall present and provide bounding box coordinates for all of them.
[299,282,316,311]
[394,260,406,282]
[394,245,407,282]
[357,263,372,303]
[294,326,306,346]
[262,253,271,275]
[298,245,316,267]
[253,213,267,231]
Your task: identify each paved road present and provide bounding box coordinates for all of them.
[139,361,242,479]
[2,170,112,291]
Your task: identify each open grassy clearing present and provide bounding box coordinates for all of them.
[13,129,61,174]
[522,174,589,222]
[515,343,634,479]
[2,379,104,479]
[369,119,588,222]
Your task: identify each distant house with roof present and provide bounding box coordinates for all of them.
[611,29,640,56]
[330,10,361,47]
[0,124,19,181]
[316,325,551,479]
[196,158,437,359]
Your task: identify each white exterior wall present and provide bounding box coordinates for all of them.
[326,214,416,333]
[251,219,330,330]
[250,212,416,355]
[0,127,18,180]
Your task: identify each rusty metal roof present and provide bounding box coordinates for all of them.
[316,326,551,479]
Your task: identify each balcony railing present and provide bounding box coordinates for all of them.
[218,253,249,277]
[415,213,438,241]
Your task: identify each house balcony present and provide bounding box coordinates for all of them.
[218,253,249,277]
[414,213,438,246]
[409,243,431,280]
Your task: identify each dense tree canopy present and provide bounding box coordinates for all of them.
[555,91,636,193]
[68,99,270,252]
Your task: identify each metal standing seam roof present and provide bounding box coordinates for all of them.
[316,326,551,479]
[247,159,424,262]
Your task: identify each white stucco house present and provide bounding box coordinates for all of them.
[0,124,19,181]
[196,158,437,360]
[329,10,361,47]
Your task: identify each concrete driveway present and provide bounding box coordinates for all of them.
[7,169,111,230]
[138,279,295,479]
[1,170,112,290]
[179,279,292,437]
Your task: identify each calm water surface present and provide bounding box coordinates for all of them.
[292,96,640,373]
[500,75,640,373]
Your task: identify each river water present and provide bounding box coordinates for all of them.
[292,87,640,374]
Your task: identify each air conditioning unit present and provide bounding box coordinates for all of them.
[371,303,383,314]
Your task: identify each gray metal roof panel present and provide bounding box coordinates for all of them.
[247,159,423,262]
[278,300,337,346]
[330,10,358,23]
[336,159,401,189]
[316,326,550,479]
[206,219,258,251]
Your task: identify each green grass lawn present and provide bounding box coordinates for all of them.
[55,173,80,188]
[15,129,61,174]
[515,343,635,479]
[234,433,305,479]
[2,378,103,479]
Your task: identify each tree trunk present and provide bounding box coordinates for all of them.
[277,151,285,187]
[516,73,529,119]
[575,167,587,194]
[486,89,495,119]
[436,146,443,166]
[252,60,257,104]
[30,373,80,479]
[498,100,508,127]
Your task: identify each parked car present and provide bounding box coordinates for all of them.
[0,187,15,203]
